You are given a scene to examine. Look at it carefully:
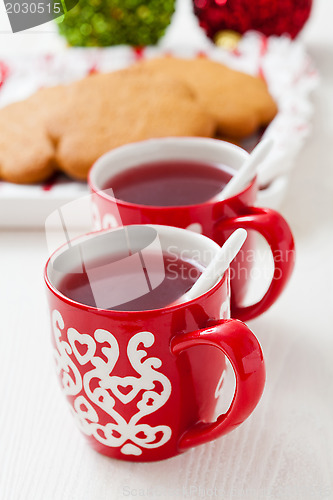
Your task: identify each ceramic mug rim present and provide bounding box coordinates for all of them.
[88,137,255,210]
[44,224,227,316]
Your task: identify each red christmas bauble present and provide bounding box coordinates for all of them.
[193,0,312,40]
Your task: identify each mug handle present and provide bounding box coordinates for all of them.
[171,318,265,452]
[215,207,295,321]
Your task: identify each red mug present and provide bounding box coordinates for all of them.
[88,137,295,322]
[44,225,265,462]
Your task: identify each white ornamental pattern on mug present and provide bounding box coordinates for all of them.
[92,206,203,234]
[186,222,203,234]
[52,310,172,456]
[220,299,230,320]
[91,202,119,231]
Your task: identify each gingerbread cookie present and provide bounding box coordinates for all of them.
[0,58,277,184]
[135,57,278,138]
[0,99,55,184]
[0,68,216,183]
[47,68,216,180]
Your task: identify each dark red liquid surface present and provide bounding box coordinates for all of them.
[103,160,233,206]
[58,251,204,311]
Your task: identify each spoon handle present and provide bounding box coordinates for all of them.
[220,138,274,200]
[185,228,247,301]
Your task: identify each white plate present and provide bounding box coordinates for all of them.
[0,33,318,227]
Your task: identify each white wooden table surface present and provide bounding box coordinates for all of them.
[1,1,333,499]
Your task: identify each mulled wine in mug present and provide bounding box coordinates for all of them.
[89,137,295,321]
[45,225,265,462]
